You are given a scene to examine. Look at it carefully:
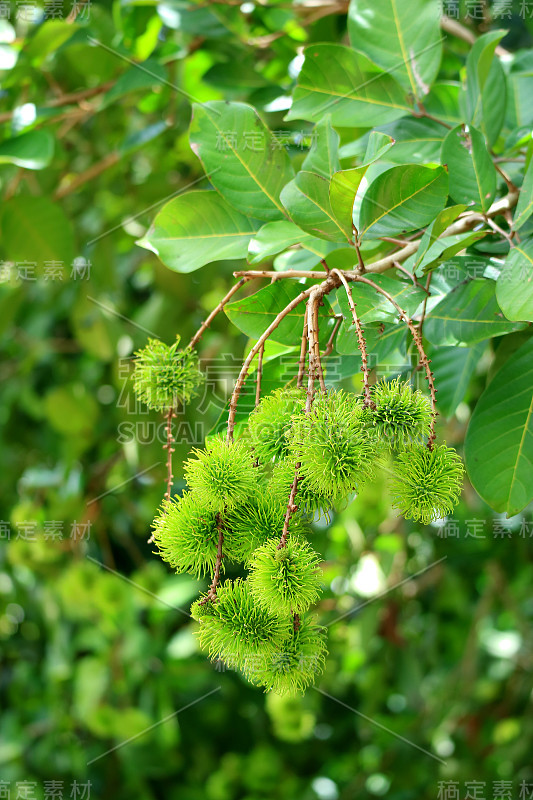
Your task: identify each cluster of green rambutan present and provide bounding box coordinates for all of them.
[133,340,464,694]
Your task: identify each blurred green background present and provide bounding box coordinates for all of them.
[1,1,533,798]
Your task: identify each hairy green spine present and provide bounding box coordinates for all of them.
[247,387,306,464]
[391,443,464,524]
[248,535,322,616]
[289,390,378,503]
[132,335,203,411]
[184,435,259,511]
[368,378,433,450]
[191,579,292,669]
[245,615,327,696]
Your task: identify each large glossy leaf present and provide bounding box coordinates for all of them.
[286,44,411,128]
[247,221,340,264]
[280,171,349,243]
[461,30,507,147]
[512,155,533,232]
[330,133,395,240]
[225,281,334,346]
[465,337,533,516]
[339,118,444,164]
[189,101,294,221]
[496,238,533,322]
[336,319,406,361]
[358,165,448,239]
[137,191,261,273]
[302,116,340,179]
[0,130,54,170]
[429,342,486,419]
[347,0,442,98]
[441,125,497,213]
[424,278,526,346]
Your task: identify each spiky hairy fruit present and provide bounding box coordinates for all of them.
[368,378,433,450]
[133,335,203,412]
[269,459,332,517]
[248,536,322,616]
[151,492,240,578]
[190,579,292,669]
[244,615,327,696]
[224,489,306,563]
[247,387,306,464]
[184,435,258,511]
[289,390,378,503]
[391,443,464,524]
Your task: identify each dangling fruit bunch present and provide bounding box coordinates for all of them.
[132,335,464,696]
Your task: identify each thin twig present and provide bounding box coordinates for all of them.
[322,315,342,358]
[255,343,264,407]
[297,307,309,388]
[332,269,374,408]
[188,277,250,349]
[199,513,224,604]
[54,152,120,200]
[312,294,327,392]
[163,408,175,502]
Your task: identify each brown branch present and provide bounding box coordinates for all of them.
[322,315,342,358]
[188,277,250,349]
[255,342,264,407]
[312,294,327,392]
[199,513,224,604]
[332,269,374,408]
[163,408,175,501]
[226,285,318,441]
[0,81,115,124]
[297,306,309,388]
[54,152,120,200]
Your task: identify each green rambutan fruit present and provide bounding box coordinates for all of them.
[191,579,291,669]
[390,443,464,524]
[289,390,378,503]
[184,436,258,511]
[368,378,433,449]
[132,335,203,411]
[269,459,333,517]
[248,535,322,616]
[151,492,240,578]
[247,388,306,464]
[245,615,327,696]
[224,489,305,563]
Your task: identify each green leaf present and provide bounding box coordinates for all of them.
[496,239,533,322]
[335,274,426,325]
[340,118,444,164]
[441,125,497,213]
[247,221,333,264]
[424,278,526,346]
[301,116,340,179]
[429,342,486,419]
[512,155,533,232]
[358,165,448,239]
[0,196,75,268]
[465,337,533,516]
[336,319,406,360]
[418,231,488,275]
[329,132,395,240]
[225,281,333,346]
[347,0,442,99]
[189,101,294,221]
[286,44,411,128]
[0,130,54,170]
[413,204,468,270]
[137,190,260,273]
[462,30,507,147]
[280,171,349,243]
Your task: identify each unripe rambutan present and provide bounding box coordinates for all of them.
[132,335,203,411]
[391,443,464,524]
[248,535,322,616]
[184,436,259,511]
[247,387,306,464]
[367,378,433,450]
